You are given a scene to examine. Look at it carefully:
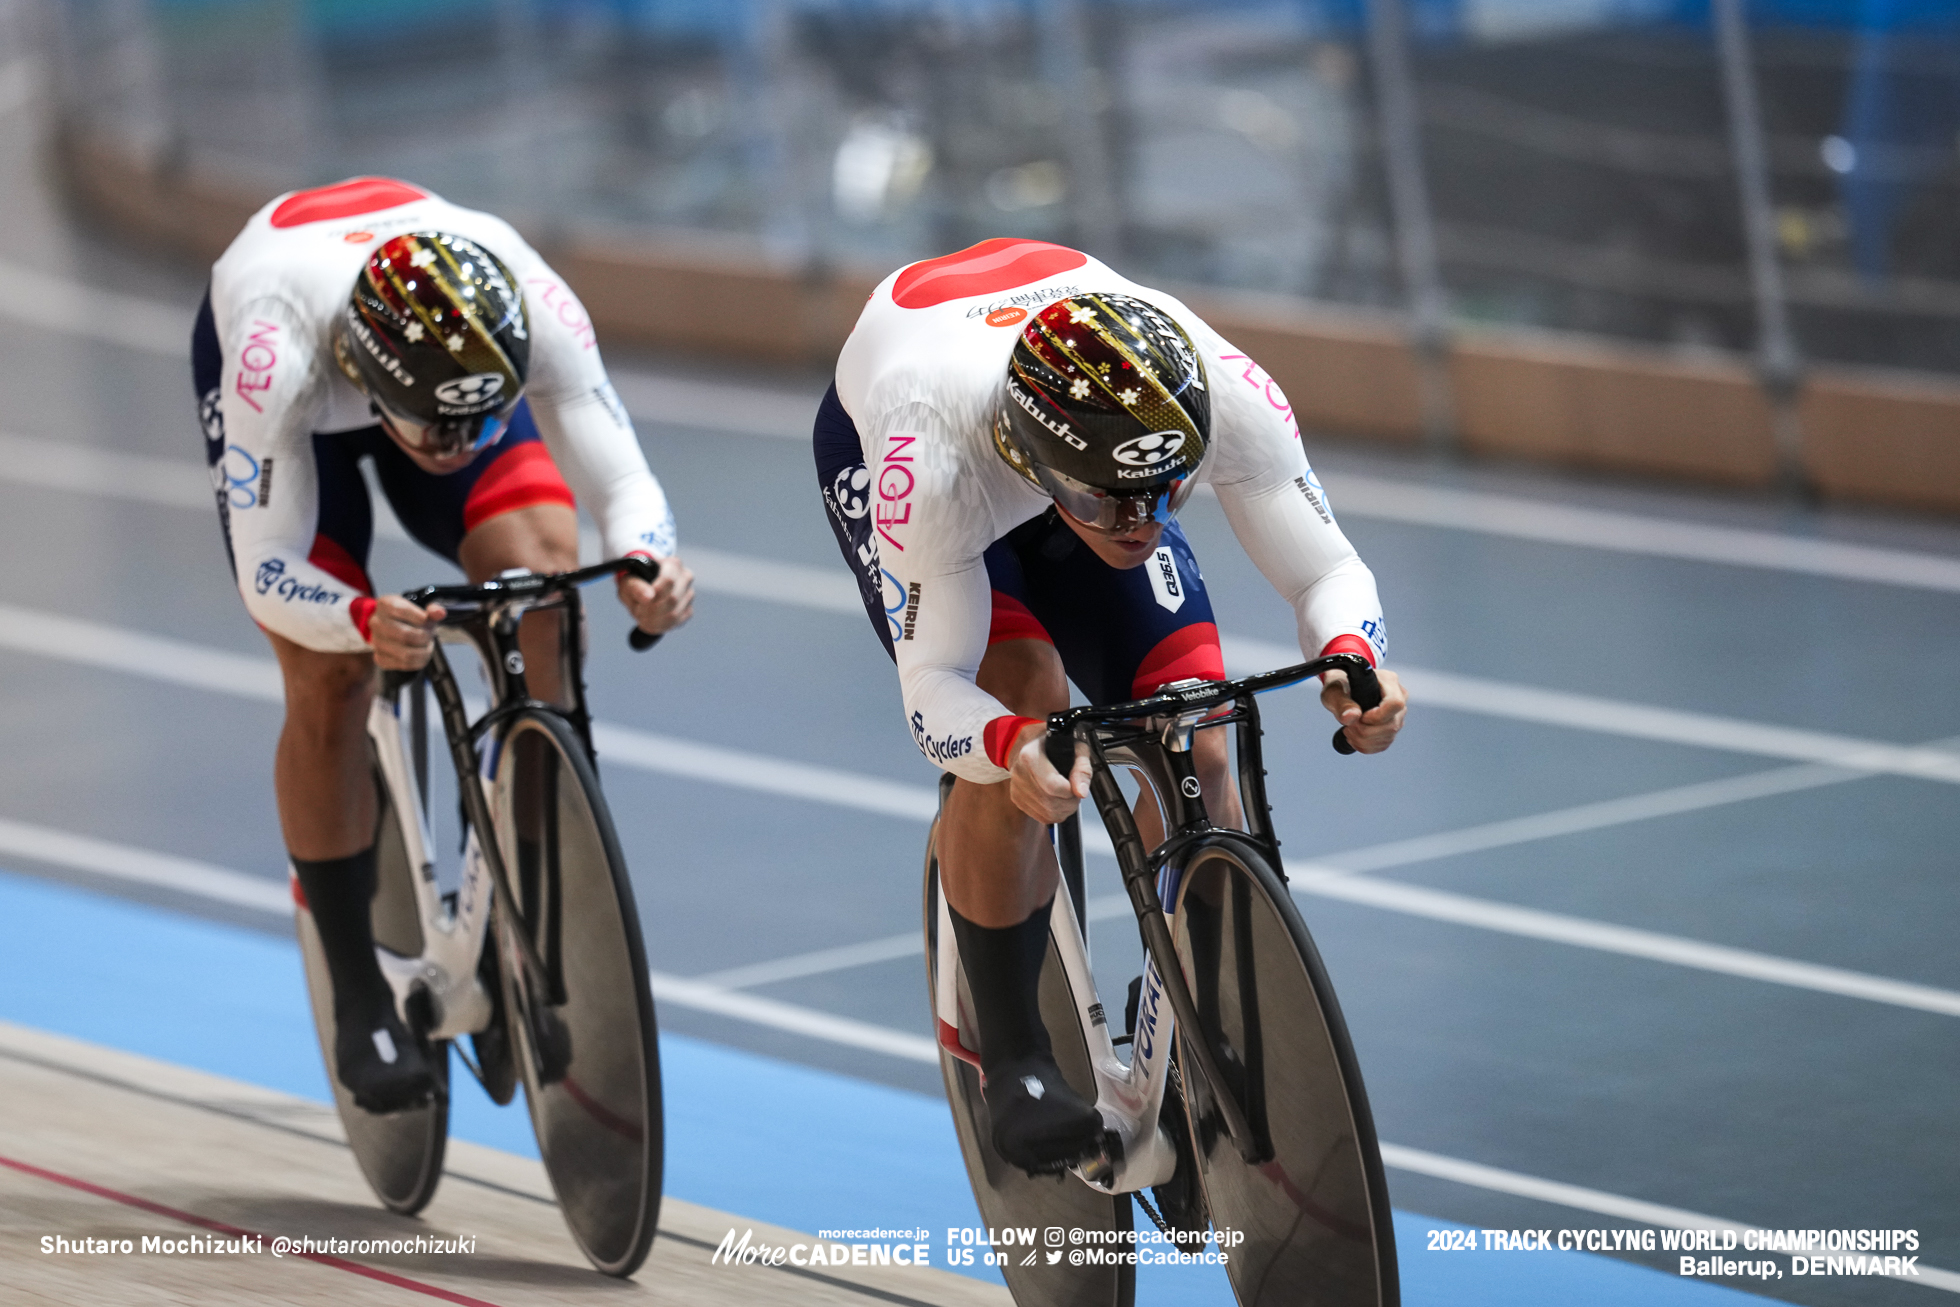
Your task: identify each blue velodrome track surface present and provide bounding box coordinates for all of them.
[0,871,1765,1306]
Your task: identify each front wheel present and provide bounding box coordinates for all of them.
[491,709,663,1278]
[1168,833,1398,1306]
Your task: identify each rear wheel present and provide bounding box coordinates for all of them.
[295,756,449,1216]
[1168,833,1397,1306]
[491,709,662,1279]
[924,813,1134,1307]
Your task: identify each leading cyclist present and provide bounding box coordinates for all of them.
[194,177,694,1113]
[816,239,1405,1175]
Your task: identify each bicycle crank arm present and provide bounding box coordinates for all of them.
[1086,764,1271,1167]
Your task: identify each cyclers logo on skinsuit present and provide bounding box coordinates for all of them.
[253,557,342,606]
[909,712,973,764]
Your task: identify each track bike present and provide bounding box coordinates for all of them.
[294,557,665,1277]
[924,652,1398,1306]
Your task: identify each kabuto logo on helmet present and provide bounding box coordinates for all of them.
[1112,431,1186,467]
[1007,378,1087,450]
[434,373,506,414]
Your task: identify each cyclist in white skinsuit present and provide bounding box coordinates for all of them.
[195,176,694,1111]
[815,238,1406,1172]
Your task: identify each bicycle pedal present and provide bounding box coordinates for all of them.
[1074,1130,1125,1187]
[403,984,441,1039]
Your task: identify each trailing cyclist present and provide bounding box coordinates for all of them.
[815,238,1406,1175]
[195,176,694,1113]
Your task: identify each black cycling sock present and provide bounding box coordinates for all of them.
[292,847,389,1020]
[947,896,1055,1078]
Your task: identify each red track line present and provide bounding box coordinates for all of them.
[0,1152,508,1307]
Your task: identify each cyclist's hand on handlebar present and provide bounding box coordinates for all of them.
[369,594,447,671]
[617,552,695,636]
[1007,721,1090,824]
[1321,666,1407,755]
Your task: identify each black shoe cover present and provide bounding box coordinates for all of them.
[334,998,436,1114]
[987,1053,1105,1175]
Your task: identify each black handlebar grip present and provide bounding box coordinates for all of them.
[1347,662,1383,712]
[1331,659,1383,756]
[1044,728,1076,777]
[625,555,663,651]
[379,668,420,697]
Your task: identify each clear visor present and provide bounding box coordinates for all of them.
[1035,464,1196,534]
[373,394,515,463]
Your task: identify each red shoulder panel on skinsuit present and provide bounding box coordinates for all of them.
[890,238,1088,310]
[269,177,429,229]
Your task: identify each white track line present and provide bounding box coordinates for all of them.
[646,970,937,1064]
[3,601,1958,1016]
[0,602,283,701]
[2,835,1954,1290]
[693,934,928,991]
[1382,1144,1960,1293]
[0,58,42,118]
[8,433,1959,779]
[1314,760,1863,873]
[0,818,288,914]
[1223,633,1960,785]
[589,721,937,824]
[1329,474,1960,595]
[0,263,191,359]
[1282,867,1960,1018]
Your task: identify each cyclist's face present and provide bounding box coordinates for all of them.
[1055,505,1164,568]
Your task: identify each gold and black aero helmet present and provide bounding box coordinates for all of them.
[334,232,530,460]
[994,293,1209,533]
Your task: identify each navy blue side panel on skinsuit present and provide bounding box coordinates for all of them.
[191,289,235,572]
[813,383,898,661]
[984,511,1221,707]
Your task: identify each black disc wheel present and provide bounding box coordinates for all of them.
[295,760,449,1216]
[491,710,662,1279]
[1169,833,1398,1306]
[924,818,1134,1307]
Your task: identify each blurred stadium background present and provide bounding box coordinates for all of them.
[29,0,1960,506]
